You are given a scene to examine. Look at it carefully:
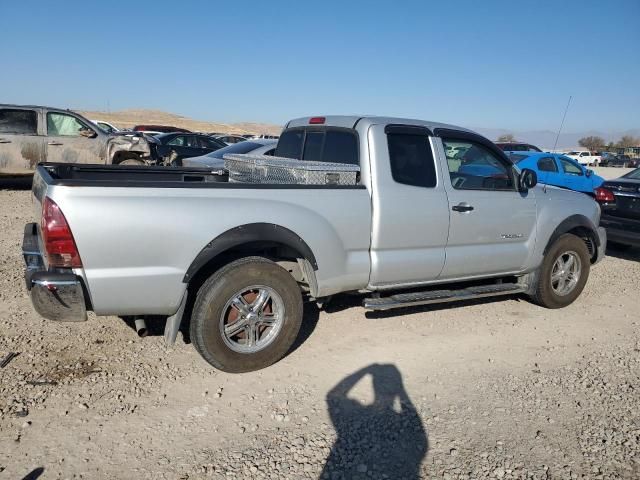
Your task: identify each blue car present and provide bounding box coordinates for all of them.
[459,152,604,195]
[509,152,604,194]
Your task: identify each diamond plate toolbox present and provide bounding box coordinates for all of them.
[223,154,360,185]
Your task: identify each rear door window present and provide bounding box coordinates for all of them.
[0,109,38,135]
[537,157,558,172]
[387,131,437,188]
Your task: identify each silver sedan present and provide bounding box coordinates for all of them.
[181,139,277,168]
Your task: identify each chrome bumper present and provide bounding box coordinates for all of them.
[22,223,87,322]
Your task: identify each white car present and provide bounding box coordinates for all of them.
[565,151,601,166]
[181,139,277,168]
[91,120,119,134]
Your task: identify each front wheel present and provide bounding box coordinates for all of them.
[529,234,591,309]
[190,256,303,373]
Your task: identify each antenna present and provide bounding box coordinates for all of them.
[552,95,572,152]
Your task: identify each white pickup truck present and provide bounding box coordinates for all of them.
[23,115,606,372]
[566,150,601,166]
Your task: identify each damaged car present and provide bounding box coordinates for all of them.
[0,104,155,175]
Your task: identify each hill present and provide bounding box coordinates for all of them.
[78,109,282,135]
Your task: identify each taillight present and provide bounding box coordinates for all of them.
[309,116,325,124]
[41,197,82,268]
[594,187,615,203]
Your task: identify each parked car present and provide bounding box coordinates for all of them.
[151,132,227,165]
[0,104,154,175]
[495,142,542,152]
[133,125,192,134]
[182,139,277,168]
[91,120,119,134]
[599,152,618,167]
[23,115,606,372]
[213,134,248,145]
[595,168,640,248]
[565,150,601,166]
[607,154,639,168]
[505,152,604,195]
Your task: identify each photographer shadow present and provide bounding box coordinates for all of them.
[321,364,428,479]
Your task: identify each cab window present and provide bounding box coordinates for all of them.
[47,112,91,136]
[443,139,514,190]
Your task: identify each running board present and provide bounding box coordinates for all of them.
[363,283,526,311]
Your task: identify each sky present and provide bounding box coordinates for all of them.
[1,0,638,133]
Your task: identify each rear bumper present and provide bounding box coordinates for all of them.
[22,223,88,322]
[600,215,640,247]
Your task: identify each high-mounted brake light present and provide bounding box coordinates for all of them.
[309,116,325,124]
[41,197,82,268]
[594,187,615,203]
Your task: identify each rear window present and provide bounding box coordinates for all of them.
[275,130,304,159]
[275,128,359,165]
[0,109,37,134]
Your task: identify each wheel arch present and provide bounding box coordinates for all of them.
[544,214,600,262]
[183,223,318,290]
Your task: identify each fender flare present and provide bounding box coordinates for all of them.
[543,214,600,254]
[183,223,318,282]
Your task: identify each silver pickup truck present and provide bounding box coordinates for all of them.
[23,115,606,372]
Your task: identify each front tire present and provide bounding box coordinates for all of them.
[190,256,303,373]
[530,234,590,309]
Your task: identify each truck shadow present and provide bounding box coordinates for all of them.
[322,364,428,479]
[0,175,33,190]
[323,292,523,319]
[21,467,45,480]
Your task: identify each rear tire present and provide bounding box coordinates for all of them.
[190,256,303,373]
[529,234,590,309]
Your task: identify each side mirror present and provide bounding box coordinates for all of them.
[585,169,593,177]
[79,128,97,138]
[518,168,537,192]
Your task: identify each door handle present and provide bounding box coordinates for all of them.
[452,203,474,212]
[48,141,63,146]
[0,138,11,144]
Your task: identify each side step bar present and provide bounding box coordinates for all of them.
[363,283,526,311]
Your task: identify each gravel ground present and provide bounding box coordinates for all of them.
[1,170,639,479]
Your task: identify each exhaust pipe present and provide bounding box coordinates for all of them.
[134,317,148,337]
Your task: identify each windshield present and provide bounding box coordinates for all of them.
[624,168,640,180]
[207,141,263,158]
[567,151,580,156]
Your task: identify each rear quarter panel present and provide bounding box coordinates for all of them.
[46,185,372,315]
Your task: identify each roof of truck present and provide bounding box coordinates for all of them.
[285,115,476,135]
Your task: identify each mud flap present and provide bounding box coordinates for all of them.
[164,290,188,345]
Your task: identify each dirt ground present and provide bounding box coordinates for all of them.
[1,169,638,480]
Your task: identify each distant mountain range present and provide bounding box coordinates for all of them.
[79,109,637,149]
[473,127,640,150]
